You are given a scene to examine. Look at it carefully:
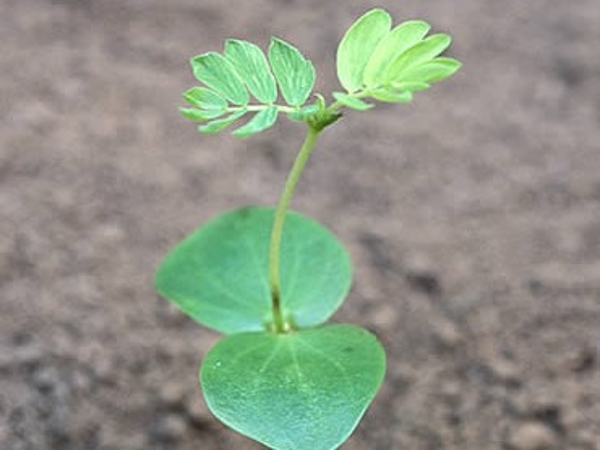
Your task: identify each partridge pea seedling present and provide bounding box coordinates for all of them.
[156,8,461,450]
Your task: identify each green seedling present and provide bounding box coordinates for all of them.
[155,7,461,450]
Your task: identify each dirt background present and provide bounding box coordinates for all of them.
[2,0,599,449]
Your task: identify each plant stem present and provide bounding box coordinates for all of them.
[268,125,321,333]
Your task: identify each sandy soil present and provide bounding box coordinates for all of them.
[2,1,599,449]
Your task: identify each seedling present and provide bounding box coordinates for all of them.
[155,7,461,450]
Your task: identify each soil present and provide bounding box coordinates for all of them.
[2,1,599,449]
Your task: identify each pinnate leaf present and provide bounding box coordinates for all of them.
[232,106,278,138]
[336,8,391,93]
[224,39,277,103]
[268,37,315,106]
[201,324,386,450]
[191,52,249,105]
[184,36,320,136]
[334,8,461,106]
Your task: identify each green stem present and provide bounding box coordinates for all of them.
[268,125,321,333]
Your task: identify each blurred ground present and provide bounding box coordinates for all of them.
[1,0,600,449]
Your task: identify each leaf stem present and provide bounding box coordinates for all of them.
[268,125,321,333]
[229,104,297,113]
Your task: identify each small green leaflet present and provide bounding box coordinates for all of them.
[268,37,315,107]
[191,52,249,105]
[333,92,373,111]
[336,8,391,93]
[363,20,431,86]
[198,109,247,134]
[370,90,413,103]
[233,106,278,138]
[182,87,228,110]
[384,34,452,82]
[179,107,225,121]
[394,57,462,83]
[224,39,278,104]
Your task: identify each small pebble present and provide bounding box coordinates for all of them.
[152,414,188,443]
[0,345,41,369]
[93,355,114,381]
[405,270,441,296]
[440,380,461,399]
[573,429,596,447]
[32,367,56,392]
[185,397,212,425]
[490,359,521,384]
[72,369,94,392]
[158,382,186,407]
[157,302,188,326]
[0,423,8,447]
[566,345,596,372]
[94,223,126,243]
[369,303,399,328]
[433,321,464,348]
[510,422,556,450]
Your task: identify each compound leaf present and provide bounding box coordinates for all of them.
[224,39,278,104]
[201,324,386,450]
[191,52,249,105]
[155,207,351,334]
[363,20,431,86]
[336,8,391,93]
[268,37,315,106]
[232,106,278,138]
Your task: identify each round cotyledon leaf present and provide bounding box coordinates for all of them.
[155,207,352,334]
[201,324,386,450]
